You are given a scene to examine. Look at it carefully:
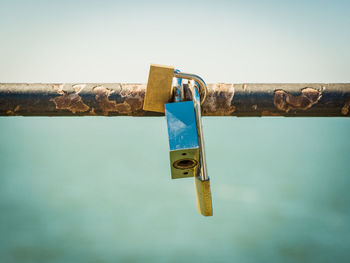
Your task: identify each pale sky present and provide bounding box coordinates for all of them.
[1,0,349,83]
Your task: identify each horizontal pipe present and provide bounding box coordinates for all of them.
[0,83,349,117]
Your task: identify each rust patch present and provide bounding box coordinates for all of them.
[93,85,144,115]
[261,110,281,116]
[52,84,89,114]
[93,86,118,115]
[274,87,322,113]
[6,105,21,116]
[202,84,235,116]
[120,84,145,113]
[88,108,96,116]
[341,96,350,115]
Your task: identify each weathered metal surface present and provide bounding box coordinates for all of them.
[1,83,350,116]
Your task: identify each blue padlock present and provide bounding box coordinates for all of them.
[165,100,199,179]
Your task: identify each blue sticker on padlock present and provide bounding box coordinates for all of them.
[165,101,199,151]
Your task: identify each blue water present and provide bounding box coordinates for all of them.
[0,117,349,263]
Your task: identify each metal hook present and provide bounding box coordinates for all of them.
[186,81,208,182]
[174,71,208,106]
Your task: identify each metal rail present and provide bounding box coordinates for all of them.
[1,83,349,117]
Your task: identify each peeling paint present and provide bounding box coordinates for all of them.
[6,105,21,116]
[93,86,119,115]
[53,84,65,95]
[202,84,235,116]
[120,84,145,114]
[274,87,322,113]
[341,96,350,115]
[73,84,86,94]
[93,85,144,115]
[52,85,90,114]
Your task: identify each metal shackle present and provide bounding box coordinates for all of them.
[174,71,208,105]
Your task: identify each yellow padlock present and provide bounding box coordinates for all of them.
[143,64,175,113]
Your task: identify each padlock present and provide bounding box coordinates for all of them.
[144,64,213,216]
[165,100,200,179]
[164,74,199,179]
[187,81,213,216]
[143,64,175,113]
[165,79,212,216]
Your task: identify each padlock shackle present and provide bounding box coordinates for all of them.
[174,72,208,105]
[186,83,208,182]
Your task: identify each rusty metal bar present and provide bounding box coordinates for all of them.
[0,83,349,117]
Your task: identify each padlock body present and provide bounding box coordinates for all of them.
[143,64,175,113]
[165,101,199,179]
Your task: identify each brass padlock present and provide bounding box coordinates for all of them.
[187,81,213,216]
[143,64,175,113]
